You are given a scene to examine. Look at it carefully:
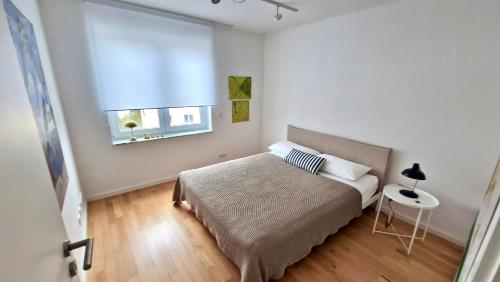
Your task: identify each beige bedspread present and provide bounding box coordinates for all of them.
[173,153,361,282]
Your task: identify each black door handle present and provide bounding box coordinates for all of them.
[63,238,94,271]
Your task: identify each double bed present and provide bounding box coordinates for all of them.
[173,125,392,282]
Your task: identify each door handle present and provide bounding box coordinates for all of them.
[63,238,94,272]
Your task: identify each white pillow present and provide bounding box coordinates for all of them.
[268,140,320,158]
[269,150,287,158]
[318,154,371,181]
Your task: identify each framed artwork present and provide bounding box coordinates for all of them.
[4,0,68,209]
[228,76,251,100]
[232,100,249,123]
[455,158,500,281]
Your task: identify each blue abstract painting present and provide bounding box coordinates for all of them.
[4,0,68,209]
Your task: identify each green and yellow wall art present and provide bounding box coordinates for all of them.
[228,76,251,100]
[232,100,250,123]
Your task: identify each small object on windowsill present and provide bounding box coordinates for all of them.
[144,134,151,139]
[111,128,213,145]
[124,120,138,142]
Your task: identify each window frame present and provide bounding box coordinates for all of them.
[107,106,212,144]
[165,106,211,135]
[107,109,166,141]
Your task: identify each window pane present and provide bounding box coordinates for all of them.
[169,107,201,127]
[117,109,160,132]
[141,109,160,129]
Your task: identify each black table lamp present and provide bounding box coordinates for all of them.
[400,163,426,198]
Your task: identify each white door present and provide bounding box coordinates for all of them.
[0,1,81,281]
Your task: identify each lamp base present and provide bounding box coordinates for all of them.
[399,189,419,198]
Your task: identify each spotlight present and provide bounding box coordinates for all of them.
[211,0,221,4]
[274,5,282,21]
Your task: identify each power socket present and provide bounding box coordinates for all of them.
[77,202,82,226]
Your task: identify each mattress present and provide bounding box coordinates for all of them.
[173,153,362,282]
[318,171,378,206]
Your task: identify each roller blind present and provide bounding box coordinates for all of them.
[85,2,215,111]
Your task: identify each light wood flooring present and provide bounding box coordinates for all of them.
[87,181,464,282]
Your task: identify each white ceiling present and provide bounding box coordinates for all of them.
[124,0,395,34]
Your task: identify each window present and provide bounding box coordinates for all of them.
[86,2,215,111]
[108,106,211,144]
[86,2,216,144]
[117,109,161,132]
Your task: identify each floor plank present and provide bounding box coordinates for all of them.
[87,182,463,282]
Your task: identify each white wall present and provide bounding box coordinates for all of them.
[0,0,87,280]
[38,0,264,200]
[262,0,500,244]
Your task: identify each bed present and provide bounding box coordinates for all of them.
[173,125,392,282]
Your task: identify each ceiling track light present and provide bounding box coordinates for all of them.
[260,0,298,12]
[211,0,298,21]
[274,5,282,21]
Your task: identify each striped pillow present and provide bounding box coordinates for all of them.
[284,149,326,174]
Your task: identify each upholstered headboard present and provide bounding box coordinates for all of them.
[287,125,392,189]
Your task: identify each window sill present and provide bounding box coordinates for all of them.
[112,129,213,145]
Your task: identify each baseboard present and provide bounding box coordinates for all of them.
[379,205,465,246]
[86,174,178,201]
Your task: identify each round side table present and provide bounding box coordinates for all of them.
[372,184,439,255]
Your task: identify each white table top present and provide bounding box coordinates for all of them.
[383,184,439,209]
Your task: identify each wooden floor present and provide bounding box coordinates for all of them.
[87,182,464,282]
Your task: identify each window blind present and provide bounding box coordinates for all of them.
[85,1,215,111]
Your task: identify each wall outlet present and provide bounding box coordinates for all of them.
[219,153,226,158]
[77,203,82,226]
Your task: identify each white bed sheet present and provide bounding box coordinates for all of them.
[318,171,378,206]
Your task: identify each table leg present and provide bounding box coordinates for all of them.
[408,208,423,255]
[422,210,433,241]
[372,193,384,234]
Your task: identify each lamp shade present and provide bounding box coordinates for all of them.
[401,163,426,180]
